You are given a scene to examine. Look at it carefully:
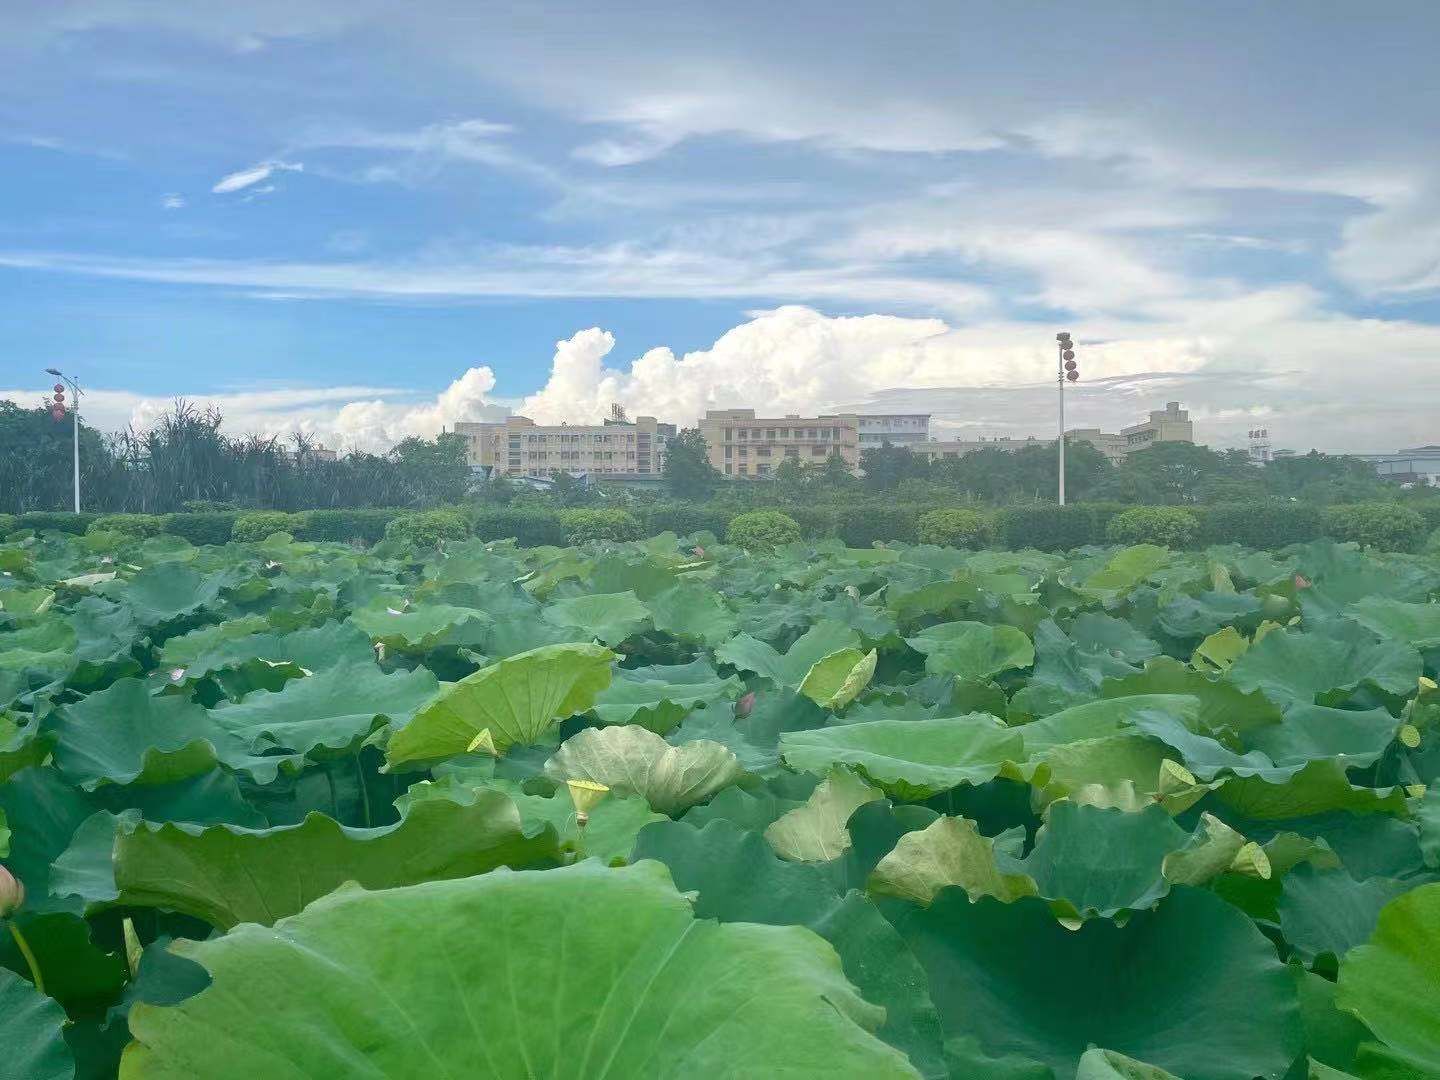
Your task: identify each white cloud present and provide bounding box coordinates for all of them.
[211,160,302,194]
[160,193,186,209]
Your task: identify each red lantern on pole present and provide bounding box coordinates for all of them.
[51,404,66,423]
[53,383,65,394]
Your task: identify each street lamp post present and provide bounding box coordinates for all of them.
[1055,333,1078,506]
[45,368,81,513]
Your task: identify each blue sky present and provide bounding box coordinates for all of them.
[2,2,1438,451]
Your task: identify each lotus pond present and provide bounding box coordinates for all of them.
[2,527,1439,1079]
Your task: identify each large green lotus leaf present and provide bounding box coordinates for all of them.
[1228,620,1421,709]
[868,815,1035,907]
[0,712,47,783]
[647,581,738,645]
[1127,710,1297,782]
[1076,1048,1183,1080]
[1336,882,1440,1077]
[1007,619,1142,722]
[1349,597,1440,649]
[1154,590,1262,641]
[1079,544,1172,599]
[0,766,96,916]
[905,621,1034,680]
[211,660,438,760]
[1021,802,1189,919]
[764,767,884,862]
[1216,760,1408,820]
[544,724,744,814]
[887,578,981,623]
[1244,705,1399,771]
[886,885,1301,1080]
[799,648,877,710]
[1016,694,1200,753]
[96,564,224,626]
[1160,812,1252,887]
[1421,787,1440,868]
[0,621,75,676]
[1278,865,1413,966]
[104,794,559,930]
[121,861,921,1080]
[781,716,1023,800]
[1071,612,1163,664]
[163,620,374,678]
[156,615,271,668]
[541,589,651,645]
[717,619,862,687]
[42,679,272,790]
[0,905,128,1014]
[347,599,490,650]
[397,776,664,864]
[1103,657,1284,736]
[385,643,614,766]
[0,968,74,1080]
[1294,962,1370,1075]
[590,659,741,732]
[633,819,948,1079]
[664,689,828,774]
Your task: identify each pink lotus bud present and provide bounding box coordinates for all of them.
[169,668,185,682]
[1294,574,1311,589]
[735,691,756,719]
[692,546,705,559]
[0,864,24,917]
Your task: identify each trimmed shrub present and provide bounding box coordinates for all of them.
[726,510,801,552]
[1324,502,1429,552]
[88,513,164,538]
[471,508,567,547]
[917,508,990,548]
[783,505,839,540]
[298,509,402,545]
[640,503,733,538]
[0,513,15,536]
[558,508,642,545]
[15,512,97,535]
[180,500,240,513]
[834,503,923,547]
[992,505,1099,552]
[1107,506,1199,548]
[384,509,471,547]
[162,512,238,546]
[1196,500,1325,549]
[233,511,305,543]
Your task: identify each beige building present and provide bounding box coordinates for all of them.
[912,402,1194,467]
[455,415,673,479]
[912,435,1044,463]
[1121,401,1193,451]
[700,409,860,478]
[855,414,931,447]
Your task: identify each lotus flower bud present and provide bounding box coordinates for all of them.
[735,691,756,719]
[0,864,24,917]
[1294,574,1311,589]
[692,546,705,559]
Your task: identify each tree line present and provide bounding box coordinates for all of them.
[0,400,471,515]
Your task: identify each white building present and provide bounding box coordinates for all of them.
[853,413,931,447]
[1354,446,1440,486]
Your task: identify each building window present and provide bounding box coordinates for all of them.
[724,428,732,441]
[785,446,798,457]
[757,464,770,475]
[765,429,776,439]
[724,446,732,458]
[738,447,748,457]
[756,446,771,457]
[812,446,826,456]
[724,464,732,474]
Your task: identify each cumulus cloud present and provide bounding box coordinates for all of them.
[211,160,303,194]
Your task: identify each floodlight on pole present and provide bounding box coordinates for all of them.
[1055,332,1078,505]
[43,368,82,512]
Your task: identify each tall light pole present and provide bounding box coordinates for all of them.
[1055,332,1078,505]
[45,368,81,513]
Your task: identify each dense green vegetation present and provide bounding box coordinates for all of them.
[2,520,1439,1077]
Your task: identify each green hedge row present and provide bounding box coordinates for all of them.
[3,498,1438,553]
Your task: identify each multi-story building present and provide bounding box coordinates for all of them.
[1122,401,1193,451]
[912,435,1044,463]
[455,415,673,479]
[854,414,931,447]
[1354,446,1440,487]
[699,409,860,478]
[912,402,1194,467]
[1065,428,1130,464]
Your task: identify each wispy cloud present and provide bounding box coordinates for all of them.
[160,193,186,209]
[211,160,303,194]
